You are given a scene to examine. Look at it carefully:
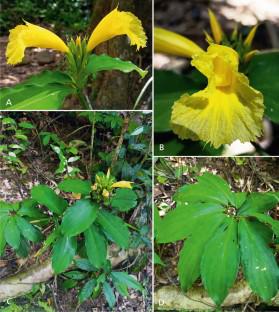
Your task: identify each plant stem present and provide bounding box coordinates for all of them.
[89,112,96,178]
[77,90,93,110]
[133,77,153,110]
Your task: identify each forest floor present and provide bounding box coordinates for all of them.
[0,112,152,312]
[154,157,279,311]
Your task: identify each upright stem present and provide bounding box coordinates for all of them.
[77,90,93,110]
[89,112,96,178]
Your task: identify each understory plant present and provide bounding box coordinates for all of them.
[0,116,35,173]
[0,170,143,308]
[154,10,279,155]
[0,7,148,110]
[156,172,279,306]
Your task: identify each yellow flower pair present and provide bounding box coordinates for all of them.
[155,10,263,148]
[6,8,147,65]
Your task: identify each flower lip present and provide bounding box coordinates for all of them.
[87,7,147,52]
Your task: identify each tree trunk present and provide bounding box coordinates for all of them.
[89,0,152,110]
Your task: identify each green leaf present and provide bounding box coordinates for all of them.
[178,213,225,291]
[233,192,247,209]
[239,192,278,216]
[85,224,107,269]
[79,279,96,303]
[15,216,42,242]
[18,199,44,219]
[31,185,68,215]
[0,201,14,215]
[0,83,73,110]
[97,210,130,249]
[111,271,143,292]
[52,235,77,274]
[18,121,35,129]
[0,217,8,255]
[87,54,147,79]
[61,200,98,237]
[239,219,279,302]
[174,173,234,206]
[58,179,91,195]
[247,52,279,123]
[103,282,116,308]
[16,237,30,258]
[4,217,21,249]
[75,258,96,272]
[248,213,279,237]
[154,69,205,133]
[157,202,223,243]
[154,252,165,266]
[111,189,137,212]
[201,218,240,306]
[62,279,77,289]
[114,282,129,297]
[63,270,86,280]
[23,70,72,86]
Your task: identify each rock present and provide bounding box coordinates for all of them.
[36,50,55,65]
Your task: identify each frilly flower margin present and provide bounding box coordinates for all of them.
[154,10,264,148]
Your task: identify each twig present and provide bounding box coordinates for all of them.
[89,112,96,179]
[111,115,130,169]
[133,77,153,110]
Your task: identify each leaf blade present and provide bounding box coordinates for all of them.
[239,219,279,302]
[61,200,98,237]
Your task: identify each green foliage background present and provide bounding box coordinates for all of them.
[0,0,92,35]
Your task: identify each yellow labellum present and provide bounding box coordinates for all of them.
[87,8,147,52]
[208,9,223,44]
[154,27,203,58]
[111,181,133,189]
[244,24,258,47]
[6,21,69,65]
[171,44,264,148]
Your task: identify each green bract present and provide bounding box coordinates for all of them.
[156,173,279,306]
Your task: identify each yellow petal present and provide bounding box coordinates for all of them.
[111,181,133,189]
[208,9,223,44]
[75,36,81,46]
[91,183,98,191]
[154,27,203,58]
[171,73,264,148]
[87,8,147,52]
[102,189,110,198]
[244,24,258,47]
[191,44,238,87]
[6,21,69,65]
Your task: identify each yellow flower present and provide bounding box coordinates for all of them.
[6,21,69,65]
[91,183,98,191]
[171,44,264,148]
[154,27,203,58]
[75,36,82,46]
[102,189,110,198]
[6,8,146,65]
[87,8,147,52]
[208,9,223,44]
[111,181,133,189]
